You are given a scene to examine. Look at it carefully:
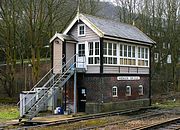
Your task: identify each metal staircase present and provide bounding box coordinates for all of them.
[17,54,86,120]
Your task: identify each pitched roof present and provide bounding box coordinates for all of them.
[50,33,77,43]
[63,14,155,45]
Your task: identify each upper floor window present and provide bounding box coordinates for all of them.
[78,44,85,57]
[119,44,136,65]
[104,42,117,64]
[88,41,100,64]
[126,86,131,96]
[138,47,149,66]
[112,86,118,97]
[138,85,143,95]
[78,24,86,36]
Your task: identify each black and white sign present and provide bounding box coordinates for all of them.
[117,76,140,80]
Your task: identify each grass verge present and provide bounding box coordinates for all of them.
[0,104,19,122]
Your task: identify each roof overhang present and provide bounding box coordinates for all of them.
[49,33,77,43]
[63,14,104,37]
[103,35,156,46]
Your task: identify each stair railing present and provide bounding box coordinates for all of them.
[17,54,65,106]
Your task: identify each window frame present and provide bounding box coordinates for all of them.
[103,42,117,65]
[88,41,100,65]
[138,85,144,95]
[126,86,131,96]
[78,24,86,36]
[112,86,118,97]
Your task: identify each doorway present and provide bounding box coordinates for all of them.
[78,87,86,112]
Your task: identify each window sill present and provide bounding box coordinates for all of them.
[112,96,118,98]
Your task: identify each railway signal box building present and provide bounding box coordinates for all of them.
[50,13,156,114]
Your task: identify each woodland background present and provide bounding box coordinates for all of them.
[0,0,179,100]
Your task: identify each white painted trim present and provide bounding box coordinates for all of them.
[63,14,104,37]
[112,86,118,97]
[126,86,131,96]
[49,33,64,43]
[78,24,86,36]
[104,35,154,46]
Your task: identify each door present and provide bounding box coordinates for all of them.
[78,87,86,112]
[76,43,87,69]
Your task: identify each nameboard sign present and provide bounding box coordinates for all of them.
[117,76,140,80]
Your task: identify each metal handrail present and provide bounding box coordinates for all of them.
[17,54,65,105]
[20,54,86,118]
[22,54,78,115]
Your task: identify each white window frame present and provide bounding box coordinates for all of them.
[126,86,131,96]
[154,53,159,63]
[137,46,149,67]
[119,44,136,66]
[138,85,144,95]
[112,86,118,97]
[103,42,117,65]
[78,24,86,36]
[88,41,100,65]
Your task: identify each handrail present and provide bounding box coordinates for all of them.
[17,54,66,105]
[22,54,78,113]
[19,53,86,118]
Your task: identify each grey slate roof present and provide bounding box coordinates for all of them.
[83,14,155,44]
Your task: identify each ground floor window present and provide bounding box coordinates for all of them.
[138,85,143,95]
[126,86,131,96]
[112,86,118,97]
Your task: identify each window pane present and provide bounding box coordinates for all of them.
[113,44,117,56]
[145,48,148,59]
[124,45,127,57]
[120,58,123,64]
[103,42,107,55]
[89,42,93,55]
[128,46,131,57]
[88,57,93,64]
[132,46,135,57]
[113,58,117,64]
[138,47,141,58]
[141,48,144,58]
[108,57,112,64]
[120,44,123,56]
[103,57,107,64]
[108,43,112,55]
[95,42,99,55]
[95,57,99,64]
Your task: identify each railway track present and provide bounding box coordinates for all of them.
[132,117,180,130]
[0,107,169,130]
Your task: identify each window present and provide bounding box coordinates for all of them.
[104,42,117,64]
[138,85,143,95]
[126,86,131,96]
[138,47,149,66]
[78,44,85,57]
[88,41,100,64]
[78,24,86,36]
[119,44,136,66]
[112,86,118,97]
[154,53,159,63]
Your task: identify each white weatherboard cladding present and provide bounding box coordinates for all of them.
[86,66,100,73]
[70,23,99,42]
[53,39,62,74]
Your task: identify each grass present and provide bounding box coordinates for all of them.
[0,104,19,122]
[153,99,180,109]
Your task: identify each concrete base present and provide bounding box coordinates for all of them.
[86,99,150,114]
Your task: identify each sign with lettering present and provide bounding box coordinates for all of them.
[117,76,140,80]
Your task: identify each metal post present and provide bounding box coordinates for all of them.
[74,70,77,114]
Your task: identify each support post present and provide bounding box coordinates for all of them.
[74,70,77,114]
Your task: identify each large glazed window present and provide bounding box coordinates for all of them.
[103,42,117,64]
[119,44,136,65]
[88,41,100,64]
[138,47,149,66]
